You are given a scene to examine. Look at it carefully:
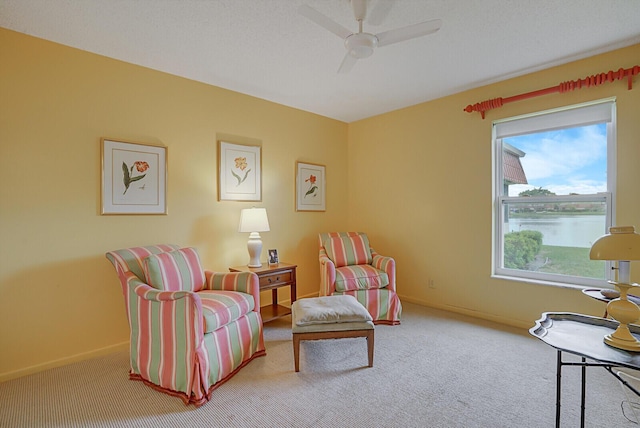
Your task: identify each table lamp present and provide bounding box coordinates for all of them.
[589,226,640,351]
[238,207,270,268]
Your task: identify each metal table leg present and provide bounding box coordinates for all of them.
[556,350,562,428]
[556,352,586,427]
[581,357,586,428]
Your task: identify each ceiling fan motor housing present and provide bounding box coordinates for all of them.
[298,2,442,73]
[345,32,378,59]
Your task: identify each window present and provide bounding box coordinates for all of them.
[492,99,616,287]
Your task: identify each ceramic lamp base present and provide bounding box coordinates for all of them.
[604,282,640,352]
[604,326,640,351]
[246,232,263,268]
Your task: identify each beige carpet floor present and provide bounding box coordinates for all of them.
[0,302,637,427]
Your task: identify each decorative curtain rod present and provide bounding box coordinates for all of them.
[464,65,639,119]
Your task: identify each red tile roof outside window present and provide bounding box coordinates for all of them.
[503,144,527,185]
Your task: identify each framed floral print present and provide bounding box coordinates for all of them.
[101,138,167,215]
[296,161,325,212]
[218,141,262,201]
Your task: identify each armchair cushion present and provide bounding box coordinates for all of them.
[143,247,206,292]
[199,290,256,333]
[324,234,372,267]
[335,265,389,292]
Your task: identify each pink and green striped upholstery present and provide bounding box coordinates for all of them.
[106,245,265,407]
[199,290,255,333]
[143,247,206,292]
[319,232,402,325]
[334,264,389,291]
[324,234,372,267]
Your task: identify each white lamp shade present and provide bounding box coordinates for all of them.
[589,226,640,261]
[238,208,270,233]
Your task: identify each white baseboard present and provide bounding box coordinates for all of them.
[0,341,129,383]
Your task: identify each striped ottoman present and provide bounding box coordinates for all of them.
[291,295,374,372]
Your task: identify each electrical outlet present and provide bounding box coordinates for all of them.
[428,279,436,289]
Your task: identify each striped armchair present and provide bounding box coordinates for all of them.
[318,232,402,325]
[106,245,265,407]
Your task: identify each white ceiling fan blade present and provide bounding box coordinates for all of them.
[376,18,442,47]
[367,0,394,26]
[298,4,352,40]
[338,53,358,74]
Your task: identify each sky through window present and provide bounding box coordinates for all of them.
[504,123,607,196]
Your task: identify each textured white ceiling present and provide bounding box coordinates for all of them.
[1,0,639,122]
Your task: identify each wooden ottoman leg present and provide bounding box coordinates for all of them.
[367,330,374,367]
[293,334,300,372]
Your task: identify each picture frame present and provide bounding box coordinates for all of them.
[268,249,279,265]
[218,141,262,201]
[101,138,167,215]
[296,162,326,212]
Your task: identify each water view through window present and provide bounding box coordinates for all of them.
[507,215,605,249]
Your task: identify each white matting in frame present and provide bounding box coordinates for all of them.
[218,141,262,201]
[101,138,167,215]
[296,161,325,212]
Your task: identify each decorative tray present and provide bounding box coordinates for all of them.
[530,312,640,369]
[582,288,640,304]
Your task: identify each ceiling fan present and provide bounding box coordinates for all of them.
[299,0,442,73]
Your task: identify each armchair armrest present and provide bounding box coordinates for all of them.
[319,252,336,296]
[133,282,194,302]
[204,270,261,310]
[121,271,196,302]
[371,252,396,292]
[132,282,206,338]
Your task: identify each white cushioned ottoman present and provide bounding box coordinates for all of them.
[291,295,374,372]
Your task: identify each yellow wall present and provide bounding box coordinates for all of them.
[348,43,640,327]
[1,26,639,381]
[0,28,349,380]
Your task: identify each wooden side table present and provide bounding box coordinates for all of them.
[229,262,297,323]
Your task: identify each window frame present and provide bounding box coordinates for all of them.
[491,98,617,288]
